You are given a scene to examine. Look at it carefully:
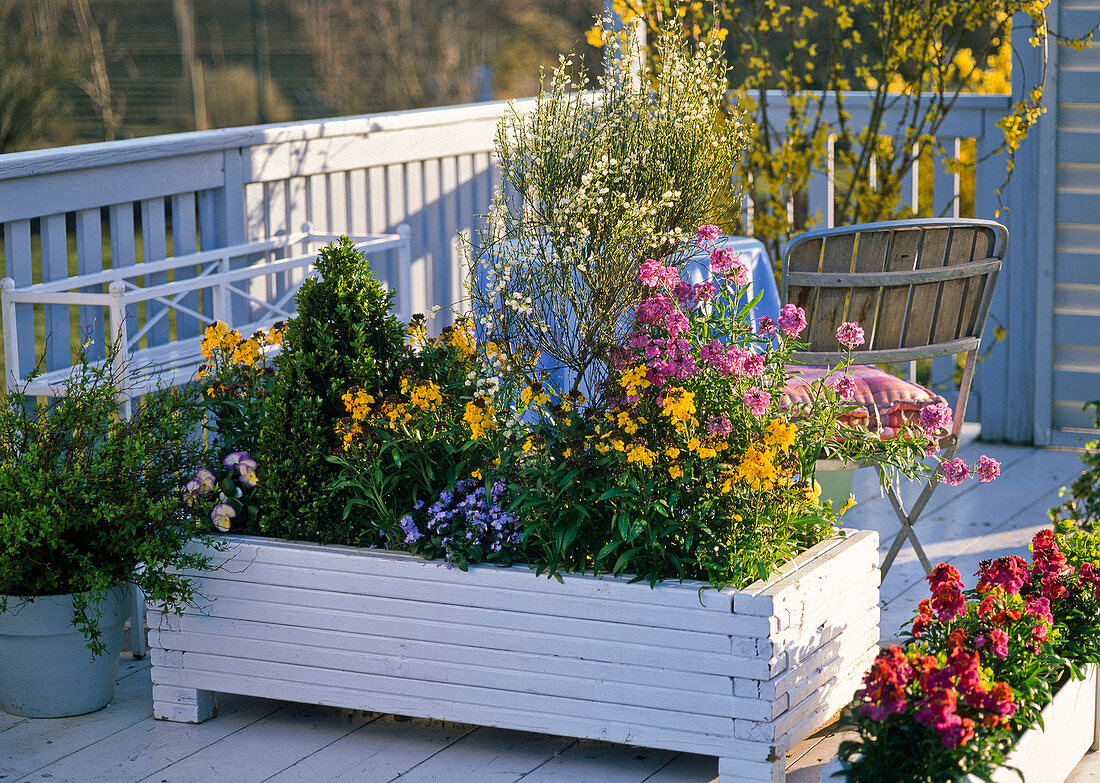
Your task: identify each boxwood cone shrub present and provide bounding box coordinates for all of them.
[257,236,406,544]
[0,344,213,653]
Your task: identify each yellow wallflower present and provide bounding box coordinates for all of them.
[660,387,696,423]
[626,444,655,466]
[764,419,797,451]
[463,397,495,439]
[408,380,443,411]
[669,465,683,480]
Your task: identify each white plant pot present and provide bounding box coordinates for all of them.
[0,585,129,717]
[820,664,1099,783]
[149,530,881,783]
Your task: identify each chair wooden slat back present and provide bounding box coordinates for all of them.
[781,219,1008,365]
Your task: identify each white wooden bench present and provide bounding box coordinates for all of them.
[1,224,411,403]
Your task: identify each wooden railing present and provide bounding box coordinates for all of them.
[0,90,1024,435]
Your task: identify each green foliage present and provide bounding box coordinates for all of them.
[256,236,406,544]
[0,342,213,654]
[469,21,750,397]
[1050,400,1100,535]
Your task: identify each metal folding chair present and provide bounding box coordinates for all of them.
[781,218,1008,579]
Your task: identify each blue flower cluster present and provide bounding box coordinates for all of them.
[396,478,524,569]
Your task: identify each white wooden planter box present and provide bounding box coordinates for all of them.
[148,529,880,783]
[820,664,1099,783]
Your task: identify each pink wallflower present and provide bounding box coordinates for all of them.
[742,387,771,417]
[758,316,777,337]
[836,321,866,348]
[638,258,663,287]
[740,352,765,377]
[728,260,750,288]
[1031,529,1069,579]
[830,374,858,401]
[988,628,1009,658]
[710,247,738,274]
[918,402,953,434]
[636,292,673,326]
[978,555,1030,595]
[695,224,720,245]
[673,281,695,308]
[665,309,689,338]
[777,303,808,337]
[1079,561,1100,593]
[976,455,1001,483]
[1024,595,1053,624]
[1032,624,1049,645]
[911,599,936,638]
[856,646,912,721]
[941,457,970,486]
[706,414,732,437]
[928,563,965,621]
[1040,574,1067,602]
[693,280,716,303]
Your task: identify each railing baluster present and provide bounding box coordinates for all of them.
[142,197,169,347]
[75,208,105,357]
[40,213,70,371]
[935,137,961,218]
[171,192,201,339]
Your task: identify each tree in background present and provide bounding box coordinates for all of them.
[0,1,80,153]
[292,0,601,114]
[597,0,1096,258]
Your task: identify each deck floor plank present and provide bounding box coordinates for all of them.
[18,691,283,783]
[376,725,576,783]
[262,715,478,783]
[519,738,679,783]
[641,753,718,782]
[2,660,155,780]
[132,701,380,783]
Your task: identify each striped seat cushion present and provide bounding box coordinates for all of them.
[782,364,948,438]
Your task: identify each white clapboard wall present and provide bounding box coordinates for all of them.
[148,530,880,783]
[1034,0,1100,446]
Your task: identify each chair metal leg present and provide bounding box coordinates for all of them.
[879,474,939,581]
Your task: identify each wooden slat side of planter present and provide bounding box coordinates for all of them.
[820,664,1100,783]
[149,529,880,783]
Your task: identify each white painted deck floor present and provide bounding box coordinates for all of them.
[5,424,1100,783]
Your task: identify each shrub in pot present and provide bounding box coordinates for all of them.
[0,346,214,717]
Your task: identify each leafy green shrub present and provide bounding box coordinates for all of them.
[1050,400,1100,533]
[256,236,406,544]
[0,344,212,653]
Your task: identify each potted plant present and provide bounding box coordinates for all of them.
[822,529,1100,782]
[0,343,214,717]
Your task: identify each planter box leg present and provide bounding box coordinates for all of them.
[129,583,146,659]
[1094,664,1100,752]
[719,754,784,783]
[153,684,215,723]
